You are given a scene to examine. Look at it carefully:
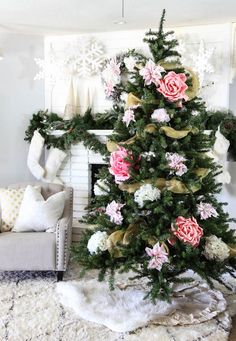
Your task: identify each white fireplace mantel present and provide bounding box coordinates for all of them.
[58,130,113,241]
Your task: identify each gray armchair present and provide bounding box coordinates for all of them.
[0,182,73,281]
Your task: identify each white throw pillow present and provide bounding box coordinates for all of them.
[13,185,66,232]
[0,186,41,232]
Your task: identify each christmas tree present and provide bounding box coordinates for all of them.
[72,10,236,301]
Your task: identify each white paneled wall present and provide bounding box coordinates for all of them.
[45,23,233,114]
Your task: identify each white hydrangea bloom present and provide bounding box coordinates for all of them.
[134,184,161,208]
[87,231,108,254]
[94,179,110,196]
[203,235,230,262]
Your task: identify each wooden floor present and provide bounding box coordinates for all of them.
[229,316,236,340]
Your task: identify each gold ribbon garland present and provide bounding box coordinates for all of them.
[118,177,203,194]
[107,223,140,258]
[106,123,198,152]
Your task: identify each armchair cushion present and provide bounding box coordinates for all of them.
[0,232,56,271]
[13,185,66,232]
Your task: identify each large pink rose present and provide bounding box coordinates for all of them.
[157,71,189,102]
[172,216,203,247]
[109,147,131,183]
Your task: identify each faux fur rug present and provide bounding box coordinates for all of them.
[0,262,235,341]
[56,280,226,332]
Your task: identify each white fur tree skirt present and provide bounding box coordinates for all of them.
[56,279,226,333]
[0,263,235,340]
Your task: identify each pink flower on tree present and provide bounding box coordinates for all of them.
[109,147,131,183]
[165,152,187,176]
[197,202,218,220]
[157,71,189,102]
[145,242,169,270]
[151,108,170,123]
[102,58,121,98]
[105,200,125,225]
[172,216,203,247]
[122,109,136,127]
[104,81,114,97]
[139,59,165,86]
[109,59,121,76]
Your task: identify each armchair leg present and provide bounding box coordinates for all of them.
[57,271,64,281]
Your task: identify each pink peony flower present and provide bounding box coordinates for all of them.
[105,200,125,225]
[122,109,136,127]
[151,108,170,123]
[165,152,187,176]
[172,216,203,247]
[139,59,165,86]
[197,202,218,220]
[157,71,189,102]
[145,242,169,271]
[109,147,131,183]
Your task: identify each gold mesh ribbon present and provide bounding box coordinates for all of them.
[126,93,142,108]
[106,125,197,152]
[118,173,209,194]
[107,223,139,258]
[228,244,236,257]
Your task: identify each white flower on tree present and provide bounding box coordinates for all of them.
[151,108,170,123]
[142,151,156,161]
[203,235,230,262]
[87,231,108,254]
[122,109,136,127]
[94,179,110,196]
[124,56,137,72]
[134,184,161,208]
[197,202,218,220]
[165,152,187,176]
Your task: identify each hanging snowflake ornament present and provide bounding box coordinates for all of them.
[34,47,66,87]
[65,38,105,78]
[191,40,214,87]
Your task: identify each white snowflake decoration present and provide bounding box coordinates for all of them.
[34,47,66,87]
[191,40,214,86]
[65,38,105,78]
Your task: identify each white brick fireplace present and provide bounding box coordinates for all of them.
[57,130,112,241]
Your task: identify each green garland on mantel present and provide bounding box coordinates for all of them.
[24,106,122,156]
[25,107,236,161]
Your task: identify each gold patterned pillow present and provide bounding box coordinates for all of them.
[0,187,40,232]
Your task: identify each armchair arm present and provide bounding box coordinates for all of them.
[56,186,73,271]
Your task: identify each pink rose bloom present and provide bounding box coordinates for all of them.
[122,109,136,127]
[109,146,131,183]
[145,242,169,271]
[172,216,203,247]
[165,152,187,176]
[105,200,124,225]
[151,108,170,123]
[197,202,218,220]
[139,59,165,86]
[158,71,189,102]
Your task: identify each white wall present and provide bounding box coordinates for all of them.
[0,32,44,185]
[45,23,232,113]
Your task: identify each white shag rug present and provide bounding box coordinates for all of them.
[0,262,235,341]
[56,280,226,333]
